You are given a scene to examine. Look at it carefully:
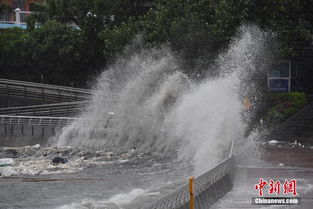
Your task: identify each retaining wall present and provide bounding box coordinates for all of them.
[0,125,61,146]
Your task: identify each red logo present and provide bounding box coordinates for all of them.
[255,178,297,196]
[283,179,297,196]
[255,178,267,196]
[269,180,281,195]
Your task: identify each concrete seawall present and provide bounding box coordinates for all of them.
[0,125,60,146]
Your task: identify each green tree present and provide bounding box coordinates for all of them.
[99,18,140,62]
[240,0,313,56]
[0,2,11,15]
[25,20,85,85]
[0,28,29,80]
[2,0,313,87]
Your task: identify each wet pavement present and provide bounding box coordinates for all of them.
[213,143,313,209]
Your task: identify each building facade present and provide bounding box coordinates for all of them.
[0,0,37,11]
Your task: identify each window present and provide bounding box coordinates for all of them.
[269,62,290,78]
[268,61,291,93]
[13,0,26,10]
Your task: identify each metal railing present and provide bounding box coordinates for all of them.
[0,101,88,117]
[143,140,235,209]
[0,78,93,105]
[0,115,77,138]
[0,115,79,126]
[0,114,113,138]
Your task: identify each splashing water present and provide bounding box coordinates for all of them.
[54,48,189,154]
[52,25,270,175]
[57,188,160,209]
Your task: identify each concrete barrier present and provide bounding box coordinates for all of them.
[0,124,62,146]
[0,115,77,147]
[0,135,49,147]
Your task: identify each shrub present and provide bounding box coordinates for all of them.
[265,92,308,126]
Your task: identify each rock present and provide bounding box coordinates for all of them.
[0,149,18,158]
[51,157,68,165]
[0,167,17,177]
[5,149,18,156]
[32,144,40,149]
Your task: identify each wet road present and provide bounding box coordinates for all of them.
[213,144,313,209]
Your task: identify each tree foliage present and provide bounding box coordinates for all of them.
[25,20,84,85]
[1,0,313,86]
[0,28,28,79]
[99,18,140,61]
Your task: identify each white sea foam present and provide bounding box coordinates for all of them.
[0,146,119,175]
[56,188,159,209]
[104,188,147,206]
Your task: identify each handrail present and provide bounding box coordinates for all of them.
[19,11,32,14]
[143,139,235,209]
[0,101,88,116]
[229,138,235,158]
[0,115,80,126]
[0,78,93,94]
[0,78,93,104]
[0,113,114,126]
[0,101,87,109]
